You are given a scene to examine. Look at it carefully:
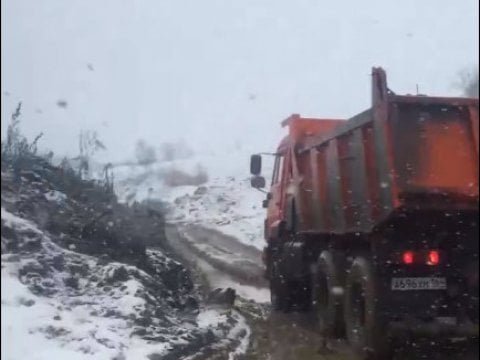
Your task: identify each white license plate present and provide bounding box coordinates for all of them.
[391,277,447,291]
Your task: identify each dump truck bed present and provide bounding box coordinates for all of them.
[287,69,479,234]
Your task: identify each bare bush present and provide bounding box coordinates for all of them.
[1,102,44,167]
[135,139,157,165]
[73,130,106,179]
[162,165,208,187]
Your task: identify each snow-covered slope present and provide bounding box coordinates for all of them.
[2,207,193,359]
[1,160,251,360]
[114,151,274,250]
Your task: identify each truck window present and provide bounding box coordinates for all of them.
[271,155,284,185]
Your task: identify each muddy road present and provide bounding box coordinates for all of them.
[165,224,478,360]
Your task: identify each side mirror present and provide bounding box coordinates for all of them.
[250,154,262,175]
[250,175,266,189]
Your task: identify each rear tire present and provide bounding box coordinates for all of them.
[344,256,392,360]
[312,251,345,338]
[289,276,312,312]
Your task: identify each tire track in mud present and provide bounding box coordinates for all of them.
[166,224,268,290]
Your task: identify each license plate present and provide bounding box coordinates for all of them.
[391,277,447,291]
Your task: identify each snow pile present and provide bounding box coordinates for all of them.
[113,150,274,250]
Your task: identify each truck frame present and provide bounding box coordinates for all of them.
[250,67,479,360]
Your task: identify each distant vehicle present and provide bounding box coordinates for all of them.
[250,67,479,360]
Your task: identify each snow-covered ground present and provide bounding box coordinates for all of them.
[1,161,252,360]
[1,207,250,360]
[113,150,274,251]
[1,208,165,359]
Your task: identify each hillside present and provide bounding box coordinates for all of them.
[1,155,250,360]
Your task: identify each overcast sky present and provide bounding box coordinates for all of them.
[1,0,478,162]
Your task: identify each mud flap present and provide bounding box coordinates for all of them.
[281,241,308,280]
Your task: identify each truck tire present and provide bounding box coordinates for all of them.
[344,256,392,360]
[270,259,289,312]
[289,276,312,312]
[312,251,344,338]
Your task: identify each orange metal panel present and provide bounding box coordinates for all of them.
[469,105,479,156]
[312,146,329,231]
[337,133,354,229]
[362,125,382,222]
[391,104,478,201]
[283,115,343,143]
[298,152,314,229]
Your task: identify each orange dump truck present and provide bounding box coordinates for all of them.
[250,67,478,359]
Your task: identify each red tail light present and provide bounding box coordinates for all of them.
[402,251,414,265]
[427,250,440,266]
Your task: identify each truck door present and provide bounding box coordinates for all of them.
[266,154,285,238]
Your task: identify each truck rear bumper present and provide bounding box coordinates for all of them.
[388,318,479,338]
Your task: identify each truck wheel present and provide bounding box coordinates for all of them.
[270,260,289,312]
[288,276,312,312]
[344,256,392,360]
[312,251,344,338]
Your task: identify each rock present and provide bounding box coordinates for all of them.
[23,237,42,252]
[153,307,166,319]
[194,186,208,196]
[42,279,55,288]
[206,287,236,307]
[64,276,79,289]
[30,283,54,296]
[135,316,152,327]
[97,254,111,266]
[18,298,35,307]
[184,296,199,310]
[1,224,16,240]
[68,263,89,277]
[3,238,19,253]
[132,327,147,336]
[51,254,65,271]
[144,335,166,342]
[53,315,61,321]
[104,309,119,317]
[19,261,48,277]
[107,266,129,283]
[43,325,70,339]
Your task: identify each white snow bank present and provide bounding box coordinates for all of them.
[1,207,43,235]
